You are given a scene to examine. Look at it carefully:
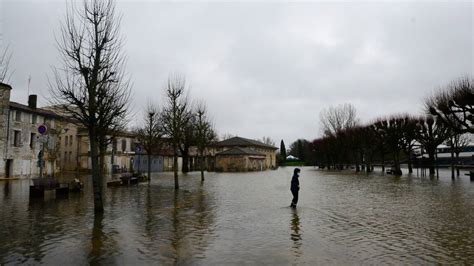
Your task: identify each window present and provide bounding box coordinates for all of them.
[13,130,21,147]
[15,111,21,122]
[113,139,117,151]
[64,152,68,162]
[30,133,36,149]
[32,114,37,124]
[69,135,73,146]
[65,136,68,146]
[122,139,127,152]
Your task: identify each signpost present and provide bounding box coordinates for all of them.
[135,145,141,173]
[37,125,47,178]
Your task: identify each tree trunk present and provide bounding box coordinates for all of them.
[147,153,152,184]
[173,148,179,190]
[90,137,104,213]
[200,154,205,182]
[455,152,460,176]
[182,152,189,173]
[428,151,436,176]
[381,153,385,173]
[407,150,413,174]
[450,149,455,180]
[393,152,402,175]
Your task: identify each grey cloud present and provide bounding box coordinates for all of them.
[2,1,472,146]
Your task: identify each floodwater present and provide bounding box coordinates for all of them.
[0,168,473,264]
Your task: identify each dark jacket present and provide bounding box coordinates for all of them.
[290,173,299,192]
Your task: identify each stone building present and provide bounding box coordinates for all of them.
[0,83,63,178]
[209,136,277,172]
[45,106,179,175]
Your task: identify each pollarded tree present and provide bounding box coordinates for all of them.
[161,74,190,190]
[179,110,196,173]
[416,116,450,176]
[375,116,407,175]
[195,102,216,181]
[400,116,418,174]
[371,119,389,173]
[446,131,470,178]
[136,104,163,184]
[51,0,131,213]
[428,77,474,134]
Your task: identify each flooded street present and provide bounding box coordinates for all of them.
[1,167,473,264]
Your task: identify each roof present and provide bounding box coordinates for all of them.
[0,82,12,90]
[9,101,62,119]
[211,136,278,150]
[216,147,266,156]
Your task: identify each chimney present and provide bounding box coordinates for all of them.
[28,94,37,109]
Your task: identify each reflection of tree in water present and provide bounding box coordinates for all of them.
[88,212,107,264]
[170,186,217,263]
[7,199,67,263]
[140,184,216,263]
[290,209,302,258]
[427,184,474,263]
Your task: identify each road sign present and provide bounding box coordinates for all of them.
[38,124,47,135]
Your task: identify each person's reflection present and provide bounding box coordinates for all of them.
[290,209,302,257]
[89,212,104,264]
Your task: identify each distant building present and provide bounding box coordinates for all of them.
[208,136,277,172]
[0,83,63,178]
[435,142,474,165]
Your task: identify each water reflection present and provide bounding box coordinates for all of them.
[89,212,104,264]
[290,209,302,257]
[3,181,10,198]
[0,169,473,264]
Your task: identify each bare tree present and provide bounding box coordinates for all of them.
[161,74,190,190]
[50,0,131,213]
[0,45,12,83]
[400,116,418,174]
[319,103,359,136]
[136,104,163,184]
[447,132,470,178]
[428,77,474,134]
[195,103,216,181]
[416,116,450,176]
[221,133,235,140]
[179,109,196,173]
[260,136,275,147]
[372,115,409,175]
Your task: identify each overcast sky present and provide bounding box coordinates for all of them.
[1,0,472,146]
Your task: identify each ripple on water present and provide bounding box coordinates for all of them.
[0,169,473,264]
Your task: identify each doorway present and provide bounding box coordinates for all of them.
[5,159,12,178]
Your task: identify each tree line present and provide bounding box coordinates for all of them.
[310,77,472,178]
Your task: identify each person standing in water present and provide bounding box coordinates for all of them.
[290,168,301,208]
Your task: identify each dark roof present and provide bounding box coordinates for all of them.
[9,102,62,119]
[211,136,278,150]
[0,83,12,90]
[216,147,266,156]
